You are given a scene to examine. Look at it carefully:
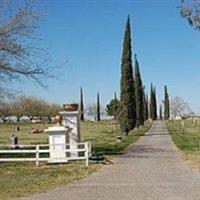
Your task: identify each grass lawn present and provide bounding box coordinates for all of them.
[0,121,151,200]
[166,119,200,165]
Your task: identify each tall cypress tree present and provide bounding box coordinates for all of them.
[143,87,147,122]
[164,85,170,120]
[114,92,117,100]
[97,92,100,122]
[150,84,154,120]
[106,93,119,120]
[153,86,157,120]
[145,93,149,121]
[119,16,136,134]
[80,87,84,121]
[134,54,144,127]
[132,75,136,127]
[150,84,157,120]
[159,105,162,120]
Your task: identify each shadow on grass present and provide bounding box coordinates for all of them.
[91,131,149,156]
[92,146,124,155]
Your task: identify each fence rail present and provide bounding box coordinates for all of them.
[0,142,91,167]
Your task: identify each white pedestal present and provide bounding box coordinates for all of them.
[45,126,69,163]
[59,111,80,157]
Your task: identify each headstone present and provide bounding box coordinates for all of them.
[10,135,18,149]
[45,126,69,163]
[181,121,185,128]
[45,103,81,162]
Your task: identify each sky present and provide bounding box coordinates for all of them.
[14,0,200,113]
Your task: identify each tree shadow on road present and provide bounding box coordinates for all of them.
[119,144,175,159]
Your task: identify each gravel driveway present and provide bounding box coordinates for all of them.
[21,121,200,200]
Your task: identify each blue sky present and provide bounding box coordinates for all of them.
[16,0,200,113]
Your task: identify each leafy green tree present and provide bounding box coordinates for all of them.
[80,87,84,121]
[119,16,136,134]
[164,85,170,120]
[106,94,120,119]
[134,54,144,127]
[97,92,101,122]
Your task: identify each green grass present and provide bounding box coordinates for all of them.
[166,119,200,169]
[0,121,151,199]
[0,162,97,200]
[0,123,48,145]
[166,120,200,153]
[81,121,151,155]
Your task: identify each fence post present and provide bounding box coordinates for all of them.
[85,142,89,166]
[36,145,39,167]
[88,142,92,157]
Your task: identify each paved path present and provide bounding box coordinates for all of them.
[21,121,200,200]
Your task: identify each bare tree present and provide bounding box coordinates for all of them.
[86,104,105,121]
[180,0,200,31]
[45,103,62,122]
[9,96,61,122]
[10,97,26,122]
[0,100,10,122]
[0,0,52,96]
[170,96,192,118]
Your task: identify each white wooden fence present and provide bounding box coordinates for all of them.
[0,142,91,167]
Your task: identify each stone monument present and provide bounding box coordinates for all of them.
[45,115,69,163]
[44,103,81,163]
[59,103,80,157]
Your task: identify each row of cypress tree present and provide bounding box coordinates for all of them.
[80,16,170,131]
[149,84,171,121]
[118,16,173,134]
[119,16,150,134]
[80,88,101,122]
[80,85,169,124]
